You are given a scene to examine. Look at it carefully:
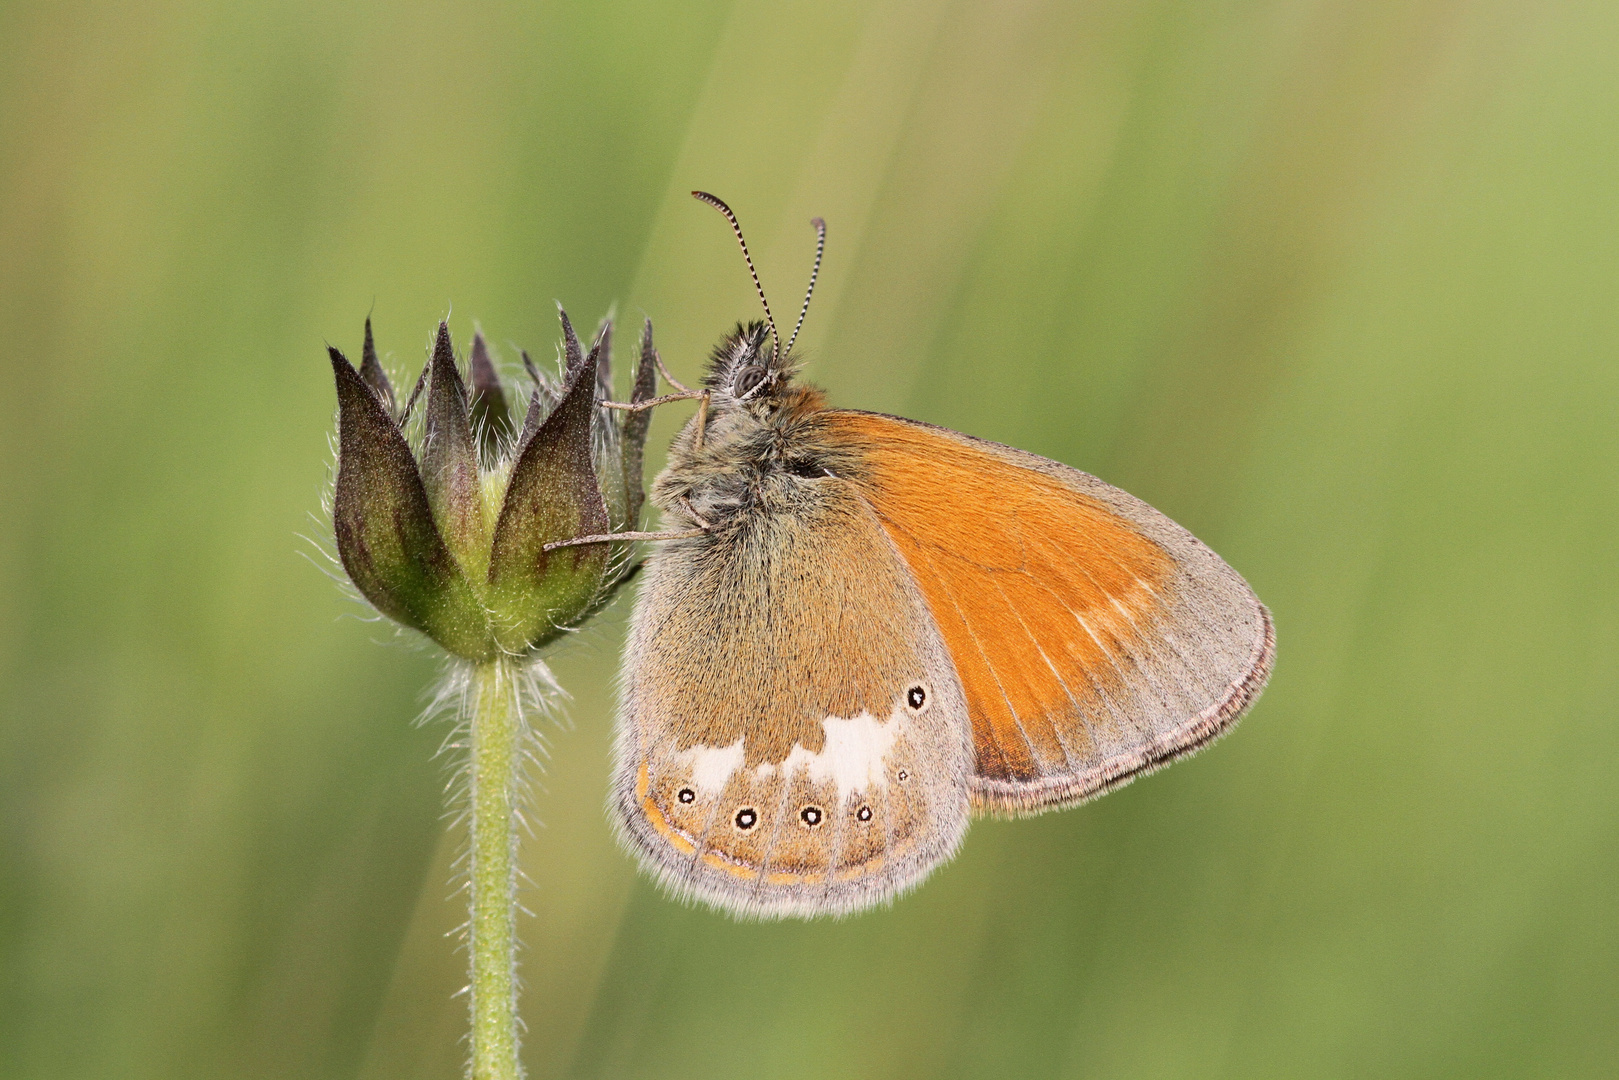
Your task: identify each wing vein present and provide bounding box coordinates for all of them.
[906,535,1042,773]
[987,574,1081,775]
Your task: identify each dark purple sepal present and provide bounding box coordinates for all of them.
[468,331,514,463]
[621,317,659,529]
[420,322,488,573]
[329,346,492,660]
[358,317,397,415]
[557,304,585,381]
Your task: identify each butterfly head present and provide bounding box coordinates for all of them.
[687,192,827,414]
[655,194,841,518]
[655,320,842,525]
[703,320,800,407]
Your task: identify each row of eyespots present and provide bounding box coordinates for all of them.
[675,777,909,830]
[731,801,885,831]
[676,765,909,808]
[672,788,882,832]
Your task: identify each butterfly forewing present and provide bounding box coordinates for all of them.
[826,411,1274,815]
[614,477,973,918]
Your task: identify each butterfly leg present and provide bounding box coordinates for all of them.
[599,345,703,410]
[677,496,713,529]
[599,393,713,450]
[542,498,713,552]
[598,391,704,412]
[543,528,705,550]
[599,385,713,450]
[651,348,697,396]
[692,391,711,450]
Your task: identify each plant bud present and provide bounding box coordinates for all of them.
[330,346,491,658]
[328,309,655,660]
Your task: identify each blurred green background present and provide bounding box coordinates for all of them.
[2,1,1616,1077]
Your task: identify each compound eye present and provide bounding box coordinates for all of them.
[732,365,767,399]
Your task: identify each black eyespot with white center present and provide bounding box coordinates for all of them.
[906,684,927,711]
[733,807,758,830]
[857,805,873,822]
[897,769,910,783]
[799,805,823,827]
[676,788,695,804]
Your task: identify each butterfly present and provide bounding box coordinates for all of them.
[592,193,1273,918]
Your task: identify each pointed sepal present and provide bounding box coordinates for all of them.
[621,317,659,529]
[592,317,614,403]
[557,304,585,381]
[420,322,489,574]
[329,346,491,659]
[399,362,428,427]
[358,317,397,414]
[588,317,627,530]
[486,339,610,653]
[513,350,559,459]
[468,331,514,463]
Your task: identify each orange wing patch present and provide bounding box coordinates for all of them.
[828,413,1174,786]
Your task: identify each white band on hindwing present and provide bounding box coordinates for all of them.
[673,702,909,801]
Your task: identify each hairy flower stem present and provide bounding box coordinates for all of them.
[468,659,523,1080]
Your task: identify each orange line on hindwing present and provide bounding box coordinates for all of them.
[637,763,697,856]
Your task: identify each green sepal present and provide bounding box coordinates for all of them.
[486,338,610,653]
[399,362,428,427]
[329,346,493,660]
[420,322,489,578]
[512,305,579,463]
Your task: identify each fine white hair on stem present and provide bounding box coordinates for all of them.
[421,654,569,1076]
[423,656,567,918]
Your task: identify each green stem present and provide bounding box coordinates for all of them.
[468,659,522,1080]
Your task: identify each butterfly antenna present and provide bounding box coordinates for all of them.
[784,217,826,357]
[692,191,780,362]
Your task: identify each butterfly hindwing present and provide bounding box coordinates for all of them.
[825,411,1274,815]
[614,473,973,918]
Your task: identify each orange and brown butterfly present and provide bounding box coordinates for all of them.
[578,192,1273,918]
